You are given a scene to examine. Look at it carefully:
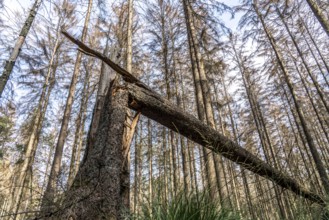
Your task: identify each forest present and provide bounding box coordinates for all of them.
[0,0,328,219]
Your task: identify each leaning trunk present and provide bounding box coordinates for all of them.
[305,0,329,37]
[254,2,329,195]
[126,83,325,205]
[0,0,43,97]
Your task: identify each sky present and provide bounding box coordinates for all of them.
[2,0,30,17]
[0,0,246,164]
[3,0,242,30]
[1,0,244,103]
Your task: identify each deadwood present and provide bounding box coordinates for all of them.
[40,84,129,219]
[127,83,325,206]
[62,31,151,91]
[62,31,325,206]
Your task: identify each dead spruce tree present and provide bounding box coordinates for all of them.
[0,0,43,97]
[44,31,326,219]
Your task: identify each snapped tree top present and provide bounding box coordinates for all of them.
[62,30,326,207]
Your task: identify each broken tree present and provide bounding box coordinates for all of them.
[40,82,129,219]
[47,31,326,219]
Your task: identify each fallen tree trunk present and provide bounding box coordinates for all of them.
[127,83,325,205]
[62,31,325,207]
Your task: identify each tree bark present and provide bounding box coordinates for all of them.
[126,0,133,74]
[127,83,325,206]
[147,119,153,206]
[45,83,129,219]
[133,132,138,214]
[122,0,135,209]
[85,44,118,161]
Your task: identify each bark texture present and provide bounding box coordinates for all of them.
[42,83,129,219]
[122,0,134,208]
[86,45,118,160]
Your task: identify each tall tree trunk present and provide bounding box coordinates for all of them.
[85,43,118,161]
[6,81,47,220]
[301,30,329,87]
[287,48,329,144]
[277,7,329,113]
[133,132,139,214]
[5,32,60,220]
[162,127,169,203]
[299,16,329,78]
[215,70,241,212]
[137,122,143,207]
[158,4,180,195]
[41,128,57,193]
[305,0,329,37]
[147,119,153,205]
[182,0,222,201]
[171,36,191,193]
[177,56,199,193]
[254,2,329,194]
[126,0,133,74]
[41,0,93,212]
[0,0,43,97]
[67,61,92,188]
[280,82,322,192]
[121,0,137,209]
[221,85,247,215]
[52,83,129,219]
[231,40,288,218]
[133,121,143,214]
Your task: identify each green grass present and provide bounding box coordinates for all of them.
[133,192,240,220]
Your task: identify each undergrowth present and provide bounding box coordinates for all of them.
[132,191,240,220]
